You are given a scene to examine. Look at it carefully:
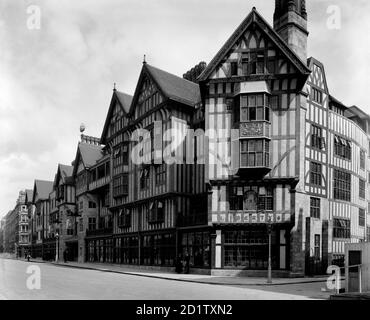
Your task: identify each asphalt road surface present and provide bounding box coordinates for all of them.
[0,258,317,300]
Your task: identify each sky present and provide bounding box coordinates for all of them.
[0,0,369,218]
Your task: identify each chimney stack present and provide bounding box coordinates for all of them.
[273,0,308,63]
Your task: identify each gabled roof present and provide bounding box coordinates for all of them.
[198,7,311,82]
[54,164,74,188]
[72,142,104,177]
[129,63,201,115]
[59,164,73,178]
[347,106,370,120]
[115,91,133,114]
[145,64,201,106]
[100,90,133,144]
[25,189,33,204]
[329,95,347,109]
[307,57,329,93]
[32,180,54,203]
[79,143,104,167]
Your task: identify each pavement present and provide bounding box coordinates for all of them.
[50,260,334,286]
[1,254,338,287]
[0,257,324,300]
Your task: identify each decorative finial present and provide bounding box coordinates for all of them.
[113,82,116,91]
[143,54,146,64]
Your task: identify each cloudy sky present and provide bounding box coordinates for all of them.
[0,0,369,217]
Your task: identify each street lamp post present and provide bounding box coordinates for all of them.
[267,216,272,284]
[55,233,59,263]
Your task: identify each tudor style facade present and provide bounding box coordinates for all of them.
[72,136,112,263]
[30,180,53,259]
[4,0,370,277]
[50,164,77,261]
[75,0,369,275]
[99,63,208,268]
[196,4,310,275]
[193,2,370,275]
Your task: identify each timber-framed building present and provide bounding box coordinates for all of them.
[12,0,370,277]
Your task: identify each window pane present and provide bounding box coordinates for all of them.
[256,140,263,152]
[265,141,270,152]
[256,153,263,166]
[241,96,248,107]
[241,141,248,152]
[248,154,255,167]
[241,108,248,122]
[265,107,270,121]
[265,153,269,166]
[241,154,248,167]
[256,107,264,120]
[249,107,256,120]
[257,94,264,106]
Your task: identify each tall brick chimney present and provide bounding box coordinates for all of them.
[273,0,308,63]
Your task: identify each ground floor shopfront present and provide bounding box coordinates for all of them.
[30,243,43,259]
[16,245,30,258]
[65,241,78,262]
[25,227,329,276]
[211,225,291,272]
[85,232,176,266]
[85,230,208,267]
[29,239,56,261]
[43,238,56,261]
[29,239,78,262]
[83,225,295,274]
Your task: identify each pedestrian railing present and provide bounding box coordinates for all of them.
[346,263,366,294]
[330,263,368,294]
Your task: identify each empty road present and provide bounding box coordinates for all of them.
[0,258,319,300]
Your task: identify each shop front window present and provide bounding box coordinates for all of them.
[141,233,175,266]
[181,232,210,268]
[224,229,278,269]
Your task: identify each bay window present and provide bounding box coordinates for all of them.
[240,139,270,167]
[240,94,270,122]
